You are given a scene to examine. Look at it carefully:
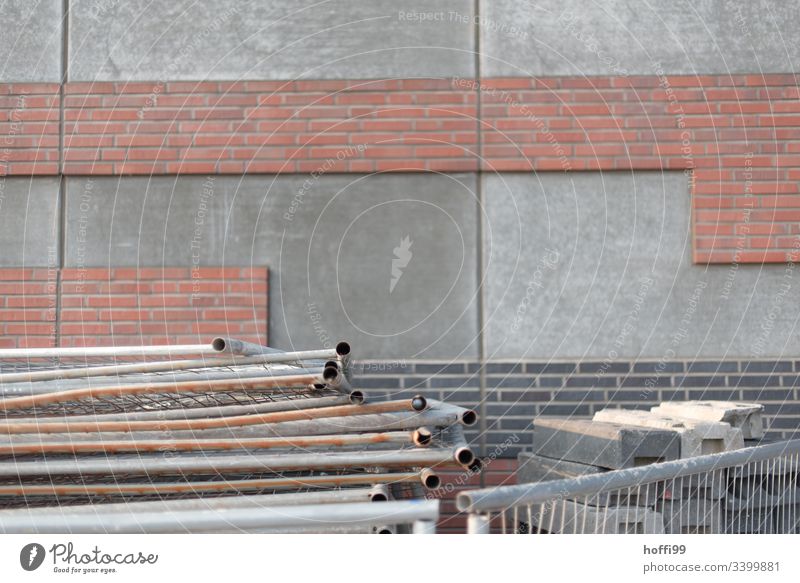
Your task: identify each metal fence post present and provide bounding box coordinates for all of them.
[467,513,491,534]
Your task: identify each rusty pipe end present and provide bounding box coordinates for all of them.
[411,395,427,411]
[413,427,433,447]
[420,468,441,490]
[460,409,478,426]
[348,390,365,405]
[455,446,475,467]
[335,341,351,358]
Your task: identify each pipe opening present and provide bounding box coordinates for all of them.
[348,390,365,405]
[461,409,478,426]
[413,427,432,447]
[376,527,393,534]
[370,492,388,502]
[456,447,475,466]
[411,395,427,411]
[313,383,326,390]
[323,367,339,382]
[335,341,351,357]
[455,493,471,512]
[324,360,339,371]
[420,469,440,490]
[468,458,483,474]
[211,338,227,352]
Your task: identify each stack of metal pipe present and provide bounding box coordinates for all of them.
[0,338,477,533]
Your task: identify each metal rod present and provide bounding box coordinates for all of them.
[0,430,418,455]
[0,470,435,497]
[0,499,440,534]
[5,394,352,424]
[0,488,380,519]
[457,439,800,513]
[0,398,426,434]
[0,350,338,385]
[0,342,222,360]
[0,372,323,412]
[211,337,282,356]
[0,403,472,442]
[0,447,459,477]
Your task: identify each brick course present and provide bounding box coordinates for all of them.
[3,75,799,263]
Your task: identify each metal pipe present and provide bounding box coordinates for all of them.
[0,350,337,385]
[0,447,459,477]
[0,398,426,434]
[413,427,433,447]
[0,372,323,413]
[4,394,352,424]
[0,489,379,518]
[0,342,222,360]
[420,469,441,490]
[323,366,352,392]
[0,470,435,497]
[211,337,282,356]
[0,430,419,455]
[449,424,475,467]
[0,499,440,534]
[456,438,800,513]
[369,485,390,502]
[0,403,471,442]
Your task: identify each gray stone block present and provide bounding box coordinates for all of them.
[594,408,744,458]
[532,418,681,469]
[481,0,800,76]
[521,500,665,534]
[483,172,800,359]
[0,0,62,82]
[64,174,478,359]
[652,401,764,439]
[0,177,60,267]
[656,498,723,534]
[68,0,475,81]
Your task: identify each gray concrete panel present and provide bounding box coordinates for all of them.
[68,0,476,81]
[64,174,479,359]
[481,0,800,77]
[0,177,60,267]
[484,171,800,359]
[0,0,62,82]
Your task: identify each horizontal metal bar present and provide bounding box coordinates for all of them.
[0,499,440,534]
[0,447,457,477]
[0,470,430,497]
[0,372,322,412]
[0,350,337,385]
[456,439,800,513]
[0,343,221,360]
[0,398,423,434]
[0,488,380,521]
[0,430,417,455]
[0,402,471,442]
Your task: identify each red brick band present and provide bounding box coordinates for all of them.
[2,76,799,263]
[0,267,267,348]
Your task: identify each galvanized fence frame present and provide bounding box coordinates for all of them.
[458,439,800,534]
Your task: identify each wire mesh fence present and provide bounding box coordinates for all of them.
[458,439,800,534]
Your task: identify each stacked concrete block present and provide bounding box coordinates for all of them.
[518,401,797,534]
[521,499,665,535]
[594,408,745,458]
[651,401,765,440]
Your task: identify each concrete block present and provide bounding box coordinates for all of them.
[481,0,800,76]
[484,172,800,359]
[0,0,62,82]
[532,418,681,469]
[0,177,60,267]
[69,0,475,81]
[652,401,764,439]
[64,174,478,359]
[656,498,723,534]
[594,408,744,458]
[521,500,665,534]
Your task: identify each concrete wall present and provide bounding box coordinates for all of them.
[68,0,476,81]
[484,172,800,360]
[481,0,799,76]
[0,177,60,266]
[64,174,479,359]
[0,0,62,82]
